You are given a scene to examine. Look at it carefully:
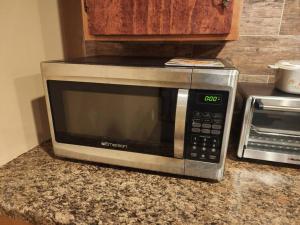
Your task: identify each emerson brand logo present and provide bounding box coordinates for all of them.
[101,141,128,149]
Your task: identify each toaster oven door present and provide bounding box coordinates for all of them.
[244,98,300,164]
[46,80,186,158]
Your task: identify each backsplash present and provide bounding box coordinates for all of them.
[85,0,300,83]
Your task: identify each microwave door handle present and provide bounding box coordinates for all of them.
[255,100,300,113]
[174,89,189,159]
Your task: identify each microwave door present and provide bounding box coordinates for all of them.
[47,80,181,158]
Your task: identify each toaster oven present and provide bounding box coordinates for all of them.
[238,83,300,165]
[42,56,239,181]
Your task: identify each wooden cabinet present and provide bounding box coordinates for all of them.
[0,216,32,225]
[85,0,233,35]
[58,0,243,58]
[81,0,242,41]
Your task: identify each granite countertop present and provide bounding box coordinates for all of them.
[0,143,299,225]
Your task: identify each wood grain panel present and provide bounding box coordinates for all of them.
[217,36,300,75]
[85,0,234,35]
[86,35,300,82]
[85,41,195,57]
[238,74,270,83]
[240,0,284,35]
[280,0,300,35]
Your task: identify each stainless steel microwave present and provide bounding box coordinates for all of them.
[41,56,238,181]
[238,83,300,165]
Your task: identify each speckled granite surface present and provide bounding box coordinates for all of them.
[0,143,299,225]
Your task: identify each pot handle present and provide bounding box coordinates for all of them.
[268,64,278,69]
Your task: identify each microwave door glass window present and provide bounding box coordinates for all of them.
[47,81,177,157]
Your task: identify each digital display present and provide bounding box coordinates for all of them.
[197,93,222,104]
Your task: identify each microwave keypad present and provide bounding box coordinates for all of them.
[190,135,221,161]
[185,90,228,163]
[188,112,223,162]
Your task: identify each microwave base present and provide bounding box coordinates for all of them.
[53,142,225,181]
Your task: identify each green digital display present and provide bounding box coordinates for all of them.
[197,93,222,104]
[204,95,222,102]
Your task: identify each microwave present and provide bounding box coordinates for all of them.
[42,56,238,181]
[238,83,300,165]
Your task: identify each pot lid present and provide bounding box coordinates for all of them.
[273,60,300,70]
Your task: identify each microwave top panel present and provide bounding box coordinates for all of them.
[42,56,239,90]
[47,56,237,70]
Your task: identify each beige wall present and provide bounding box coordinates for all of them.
[0,0,63,166]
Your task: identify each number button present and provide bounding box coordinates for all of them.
[200,154,206,159]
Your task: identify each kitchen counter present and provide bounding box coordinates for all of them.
[0,143,299,225]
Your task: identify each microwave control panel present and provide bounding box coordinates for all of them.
[184,90,229,163]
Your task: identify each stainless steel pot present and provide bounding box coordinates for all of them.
[269,60,300,94]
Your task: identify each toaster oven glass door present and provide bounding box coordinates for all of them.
[47,80,178,157]
[248,106,300,155]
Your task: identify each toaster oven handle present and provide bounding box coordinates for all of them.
[254,99,264,110]
[174,89,189,159]
[254,99,300,112]
[251,125,300,138]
